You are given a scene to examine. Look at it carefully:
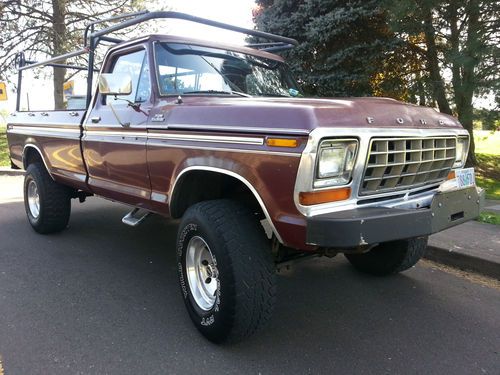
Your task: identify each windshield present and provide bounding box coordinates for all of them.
[154,42,301,97]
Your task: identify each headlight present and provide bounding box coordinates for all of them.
[315,139,358,187]
[454,136,469,168]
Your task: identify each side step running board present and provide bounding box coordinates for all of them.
[122,208,151,227]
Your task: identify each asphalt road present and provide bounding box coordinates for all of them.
[0,178,499,374]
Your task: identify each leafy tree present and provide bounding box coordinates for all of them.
[474,108,500,131]
[385,0,499,165]
[253,0,410,98]
[0,0,143,109]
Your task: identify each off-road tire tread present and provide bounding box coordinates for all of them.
[24,163,71,234]
[345,237,428,276]
[394,237,428,273]
[179,199,276,343]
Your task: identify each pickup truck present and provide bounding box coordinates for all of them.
[6,11,484,343]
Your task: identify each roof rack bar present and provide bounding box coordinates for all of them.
[246,42,289,48]
[15,10,298,111]
[18,48,89,71]
[16,53,25,111]
[41,63,90,71]
[21,59,90,71]
[262,44,295,53]
[90,11,299,46]
[98,36,124,44]
[245,42,296,53]
[83,10,149,46]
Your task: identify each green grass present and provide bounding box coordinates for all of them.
[474,132,500,200]
[474,130,500,155]
[476,173,500,200]
[477,211,500,225]
[0,124,8,167]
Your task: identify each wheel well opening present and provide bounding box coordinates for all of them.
[170,171,264,220]
[23,147,44,169]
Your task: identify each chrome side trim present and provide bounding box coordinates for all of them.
[294,127,470,217]
[170,166,283,243]
[85,129,265,146]
[165,123,311,135]
[148,139,300,157]
[85,130,147,138]
[22,144,55,180]
[10,125,80,133]
[83,130,299,156]
[10,125,81,139]
[148,132,264,145]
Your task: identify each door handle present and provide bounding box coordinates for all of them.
[28,112,35,117]
[91,116,101,123]
[69,111,79,117]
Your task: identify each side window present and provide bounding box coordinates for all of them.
[105,49,150,105]
[136,54,151,103]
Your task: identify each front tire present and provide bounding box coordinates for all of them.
[24,163,72,234]
[177,199,276,343]
[345,237,428,276]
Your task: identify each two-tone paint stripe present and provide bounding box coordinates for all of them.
[9,125,303,157]
[165,123,311,135]
[84,129,301,157]
[9,125,80,139]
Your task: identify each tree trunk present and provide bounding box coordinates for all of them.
[452,0,480,166]
[415,71,426,106]
[448,3,474,165]
[457,97,476,166]
[52,0,67,110]
[422,7,453,115]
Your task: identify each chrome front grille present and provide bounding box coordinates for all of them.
[360,137,456,195]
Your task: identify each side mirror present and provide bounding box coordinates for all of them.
[99,73,132,96]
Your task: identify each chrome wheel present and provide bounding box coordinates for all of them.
[27,180,40,219]
[185,236,219,311]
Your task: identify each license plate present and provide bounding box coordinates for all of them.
[455,167,476,189]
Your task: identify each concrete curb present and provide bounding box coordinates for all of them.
[0,167,24,176]
[424,245,500,280]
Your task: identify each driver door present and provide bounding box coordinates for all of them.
[83,46,153,207]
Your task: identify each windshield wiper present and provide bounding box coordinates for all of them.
[183,90,251,97]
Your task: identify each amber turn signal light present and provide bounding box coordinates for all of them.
[299,187,351,206]
[266,138,298,148]
[447,171,456,180]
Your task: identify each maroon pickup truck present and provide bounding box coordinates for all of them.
[7,11,484,343]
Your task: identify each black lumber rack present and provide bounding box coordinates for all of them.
[15,10,298,110]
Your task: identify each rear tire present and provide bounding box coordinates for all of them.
[24,163,72,234]
[177,199,276,343]
[345,237,428,276]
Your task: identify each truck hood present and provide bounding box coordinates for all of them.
[160,96,463,135]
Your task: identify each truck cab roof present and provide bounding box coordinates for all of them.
[107,34,285,63]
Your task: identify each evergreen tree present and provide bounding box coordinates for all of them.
[253,0,409,98]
